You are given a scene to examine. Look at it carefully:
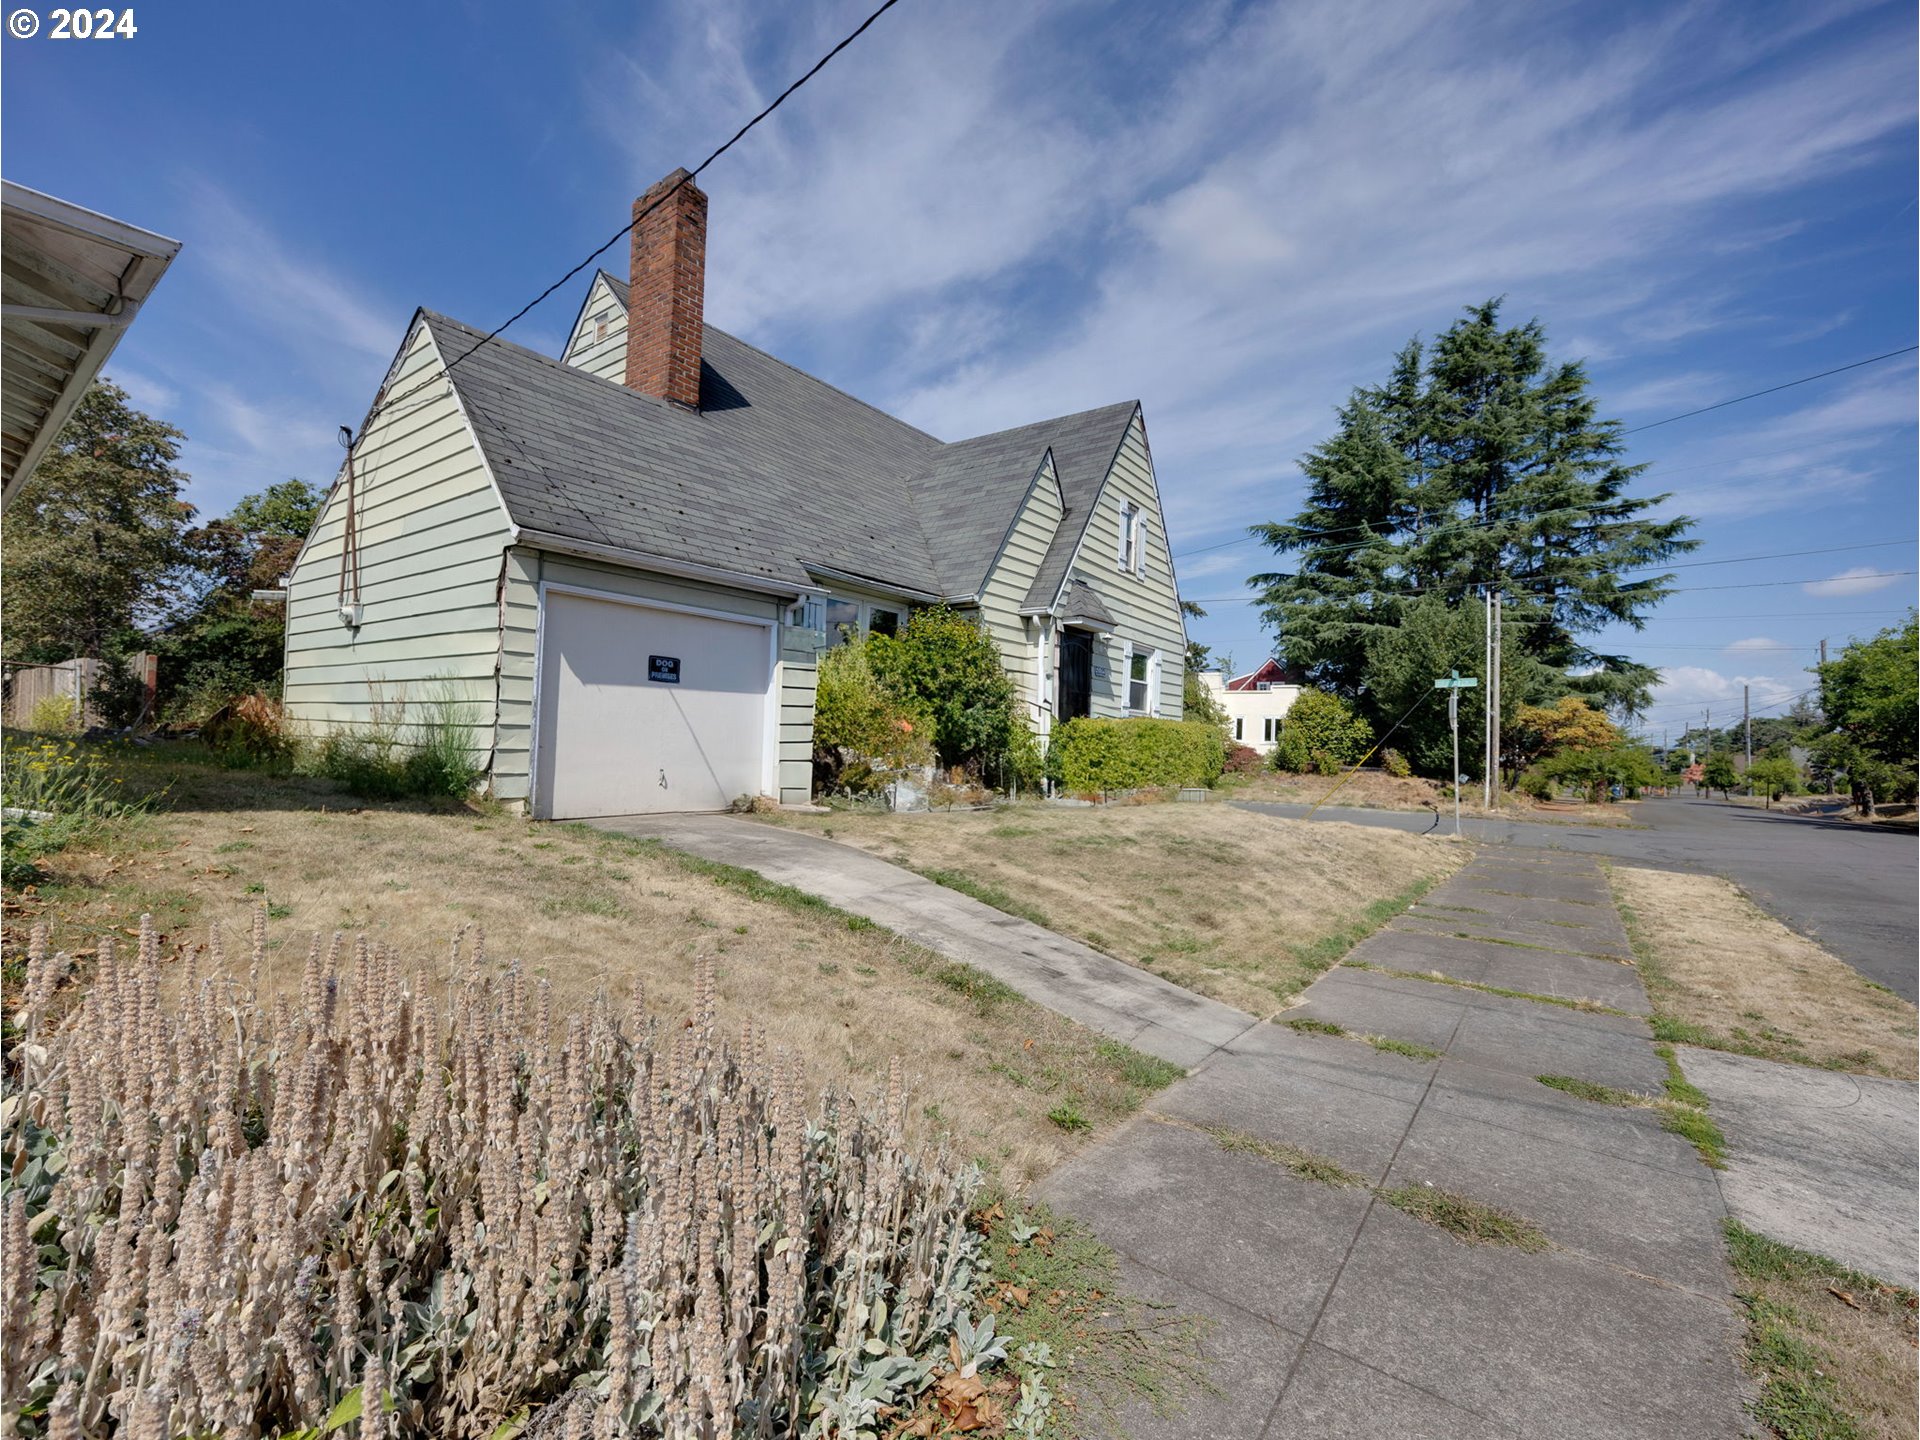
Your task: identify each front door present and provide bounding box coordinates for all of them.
[1059,629,1093,721]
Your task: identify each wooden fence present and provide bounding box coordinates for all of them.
[1,653,157,729]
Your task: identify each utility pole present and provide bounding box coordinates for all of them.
[1482,599,1497,802]
[1743,685,1752,769]
[1820,638,1828,667]
[1434,669,1479,837]
[1482,588,1493,810]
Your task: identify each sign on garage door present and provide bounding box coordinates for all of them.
[536,591,773,818]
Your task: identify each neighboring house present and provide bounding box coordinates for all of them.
[282,170,1187,818]
[1,182,180,508]
[1202,659,1301,753]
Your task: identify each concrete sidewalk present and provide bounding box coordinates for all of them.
[1676,1046,1919,1288]
[586,813,1261,1068]
[604,815,1750,1436]
[1041,849,1749,1438]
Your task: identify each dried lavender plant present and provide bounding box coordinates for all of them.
[2,914,990,1438]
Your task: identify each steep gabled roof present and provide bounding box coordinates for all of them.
[1020,403,1141,610]
[1225,658,1298,691]
[903,401,1138,598]
[428,311,942,593]
[424,290,1143,605]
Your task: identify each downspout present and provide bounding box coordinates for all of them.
[488,548,510,799]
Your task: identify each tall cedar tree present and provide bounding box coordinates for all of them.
[1252,301,1695,720]
[0,381,194,663]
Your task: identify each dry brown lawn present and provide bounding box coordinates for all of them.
[1609,865,1918,1080]
[1226,770,1644,826]
[759,801,1466,1015]
[4,752,1180,1185]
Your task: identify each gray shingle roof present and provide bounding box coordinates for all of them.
[1055,578,1117,630]
[464,274,1139,605]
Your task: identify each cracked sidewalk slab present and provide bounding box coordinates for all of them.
[1041,848,1748,1438]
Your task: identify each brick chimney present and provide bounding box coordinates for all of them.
[626,168,707,409]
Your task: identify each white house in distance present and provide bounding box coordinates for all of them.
[279,169,1188,817]
[1202,659,1301,753]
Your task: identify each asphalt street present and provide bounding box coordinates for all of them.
[1236,795,1920,1002]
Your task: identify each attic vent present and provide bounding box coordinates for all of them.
[594,311,611,342]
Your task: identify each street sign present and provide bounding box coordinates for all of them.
[1432,671,1479,836]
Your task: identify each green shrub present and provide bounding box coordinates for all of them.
[866,607,1030,786]
[1271,691,1372,775]
[405,684,484,798]
[1050,717,1226,792]
[1379,747,1412,779]
[25,693,78,735]
[1,734,152,882]
[812,642,933,793]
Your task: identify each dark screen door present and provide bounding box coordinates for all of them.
[1059,630,1093,721]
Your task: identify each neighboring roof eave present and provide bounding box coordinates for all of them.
[800,563,948,605]
[2,182,181,508]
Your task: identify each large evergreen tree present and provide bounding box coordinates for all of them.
[1252,301,1695,723]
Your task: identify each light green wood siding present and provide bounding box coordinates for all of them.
[562,274,628,382]
[282,322,516,787]
[1052,415,1187,721]
[974,456,1063,733]
[492,550,816,808]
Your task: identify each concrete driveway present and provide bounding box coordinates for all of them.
[1236,794,1919,1001]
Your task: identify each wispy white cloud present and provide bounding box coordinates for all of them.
[179,178,398,364]
[1725,636,1782,653]
[1803,566,1909,597]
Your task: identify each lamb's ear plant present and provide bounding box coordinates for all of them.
[3,910,1027,1438]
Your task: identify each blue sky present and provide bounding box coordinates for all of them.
[6,0,1915,729]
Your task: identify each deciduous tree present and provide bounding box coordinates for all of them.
[0,381,193,663]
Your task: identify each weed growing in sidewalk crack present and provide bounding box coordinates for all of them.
[1343,961,1628,1016]
[1199,1125,1549,1250]
[1375,1184,1550,1252]
[1536,1073,1727,1169]
[1206,1125,1368,1187]
[1280,1016,1440,1063]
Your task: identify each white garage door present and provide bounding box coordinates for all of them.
[536,591,773,818]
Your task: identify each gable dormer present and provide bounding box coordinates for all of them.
[562,271,629,382]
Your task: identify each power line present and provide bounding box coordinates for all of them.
[353,0,907,434]
[1172,348,1918,562]
[1622,346,1919,434]
[1185,566,1917,606]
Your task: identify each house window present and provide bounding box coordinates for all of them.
[1118,501,1146,575]
[1256,681,1272,692]
[821,598,860,647]
[1233,717,1244,741]
[1127,648,1153,713]
[869,607,902,639]
[1263,717,1280,743]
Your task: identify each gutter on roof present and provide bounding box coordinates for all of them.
[517,528,803,601]
[801,563,949,605]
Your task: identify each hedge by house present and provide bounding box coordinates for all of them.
[1051,717,1226,792]
[1271,690,1372,775]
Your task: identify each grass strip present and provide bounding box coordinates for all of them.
[914,866,1052,927]
[1281,872,1448,989]
[1343,961,1630,1016]
[1281,1015,1440,1062]
[1201,1124,1548,1250]
[1723,1219,1917,1440]
[1536,1073,1727,1169]
[1375,1183,1551,1252]
[1205,1125,1368,1188]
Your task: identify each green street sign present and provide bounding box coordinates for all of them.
[1432,669,1479,690]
